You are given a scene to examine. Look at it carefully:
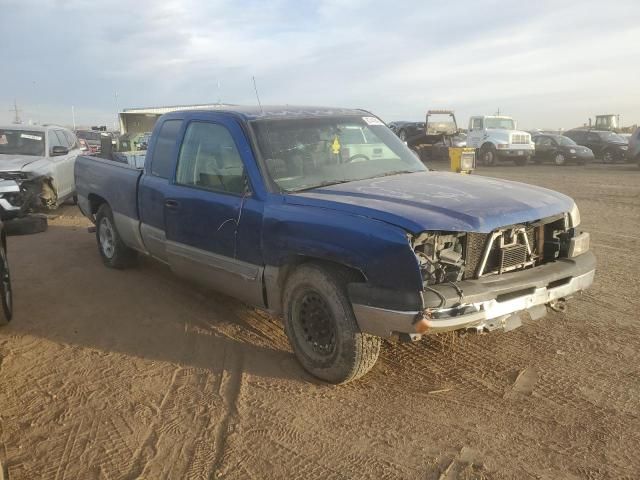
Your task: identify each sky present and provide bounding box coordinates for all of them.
[1,0,639,130]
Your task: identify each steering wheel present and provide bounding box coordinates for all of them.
[347,154,370,163]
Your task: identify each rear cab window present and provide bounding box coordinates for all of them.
[150,119,183,178]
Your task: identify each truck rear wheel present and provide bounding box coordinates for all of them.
[95,204,137,269]
[283,264,381,384]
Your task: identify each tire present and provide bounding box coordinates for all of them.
[4,215,48,236]
[398,129,407,142]
[602,150,614,164]
[553,152,566,166]
[514,157,528,166]
[480,145,497,166]
[0,240,13,326]
[95,204,137,269]
[283,264,381,384]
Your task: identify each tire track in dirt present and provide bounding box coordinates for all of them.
[207,345,244,479]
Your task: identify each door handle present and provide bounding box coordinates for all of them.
[165,199,179,209]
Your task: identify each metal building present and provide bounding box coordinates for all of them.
[118,103,236,135]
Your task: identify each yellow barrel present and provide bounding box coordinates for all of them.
[449,147,476,173]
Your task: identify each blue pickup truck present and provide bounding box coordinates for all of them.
[75,106,595,383]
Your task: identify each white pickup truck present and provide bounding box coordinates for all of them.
[467,116,534,166]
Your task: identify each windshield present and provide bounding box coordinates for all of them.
[0,129,46,156]
[555,136,576,146]
[252,116,427,192]
[599,131,626,143]
[484,117,515,130]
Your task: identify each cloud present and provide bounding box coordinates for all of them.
[0,0,639,129]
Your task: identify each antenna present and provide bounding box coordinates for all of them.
[252,76,263,113]
[10,99,22,124]
[217,80,222,104]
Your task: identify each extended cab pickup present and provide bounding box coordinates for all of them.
[75,106,595,383]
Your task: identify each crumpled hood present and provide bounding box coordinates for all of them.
[0,154,42,172]
[287,171,574,234]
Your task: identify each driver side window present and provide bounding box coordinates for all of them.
[176,122,246,195]
[471,118,483,130]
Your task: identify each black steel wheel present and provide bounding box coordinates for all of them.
[294,291,337,357]
[0,240,13,326]
[283,264,381,384]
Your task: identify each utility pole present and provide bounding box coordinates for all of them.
[72,106,76,130]
[10,99,22,124]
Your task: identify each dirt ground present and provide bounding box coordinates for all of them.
[0,164,639,479]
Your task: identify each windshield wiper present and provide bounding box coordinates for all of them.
[290,179,355,192]
[362,169,419,181]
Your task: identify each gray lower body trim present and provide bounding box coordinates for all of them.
[140,223,168,262]
[113,212,146,253]
[166,241,265,308]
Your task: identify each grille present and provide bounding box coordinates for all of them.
[511,133,529,144]
[463,233,488,279]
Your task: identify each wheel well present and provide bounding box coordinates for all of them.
[266,256,367,314]
[481,142,495,151]
[88,194,107,215]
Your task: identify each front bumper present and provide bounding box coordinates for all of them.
[352,251,595,338]
[496,147,533,159]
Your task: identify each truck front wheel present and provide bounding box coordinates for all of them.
[95,204,137,269]
[480,145,497,166]
[283,264,381,384]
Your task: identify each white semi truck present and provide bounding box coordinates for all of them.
[466,115,534,166]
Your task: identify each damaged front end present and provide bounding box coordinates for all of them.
[0,172,54,219]
[409,214,594,336]
[351,212,595,340]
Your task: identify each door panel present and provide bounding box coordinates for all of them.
[164,118,265,307]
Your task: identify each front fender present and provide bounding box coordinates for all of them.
[262,203,423,293]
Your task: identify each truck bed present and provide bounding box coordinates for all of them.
[74,154,143,222]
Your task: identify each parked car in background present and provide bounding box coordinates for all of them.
[75,130,102,154]
[0,219,13,326]
[466,115,534,166]
[388,121,426,141]
[135,132,152,151]
[0,125,80,218]
[563,129,628,163]
[532,134,594,166]
[627,128,640,166]
[75,106,594,384]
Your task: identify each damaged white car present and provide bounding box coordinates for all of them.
[0,125,80,218]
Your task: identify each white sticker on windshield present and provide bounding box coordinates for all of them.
[20,134,42,141]
[362,116,384,126]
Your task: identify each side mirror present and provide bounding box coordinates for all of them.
[51,146,69,156]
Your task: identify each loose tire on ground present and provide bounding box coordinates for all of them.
[95,204,137,269]
[4,215,48,236]
[0,240,13,326]
[283,263,381,384]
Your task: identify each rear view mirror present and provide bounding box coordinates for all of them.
[51,146,69,156]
